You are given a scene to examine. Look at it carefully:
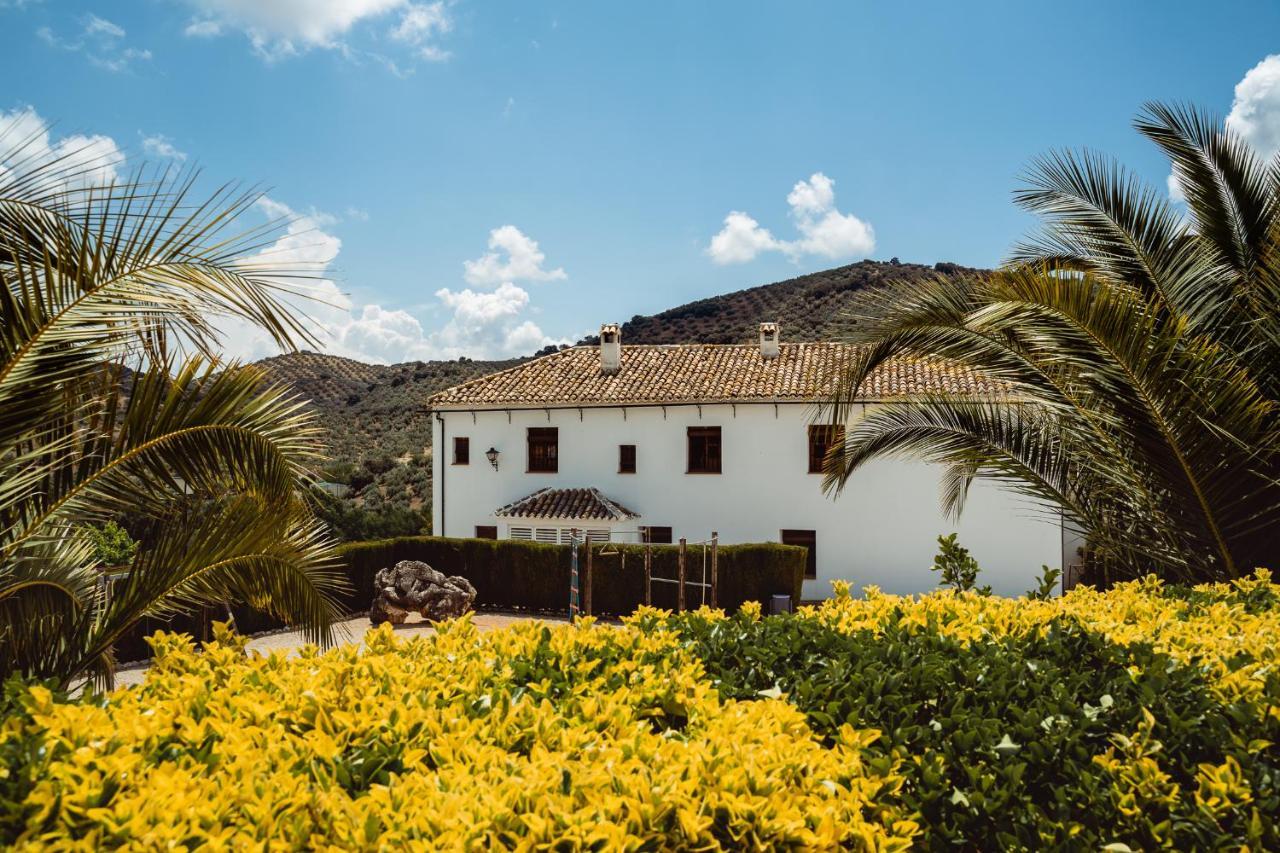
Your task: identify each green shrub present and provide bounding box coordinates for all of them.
[661,608,1280,849]
[1025,564,1062,600]
[931,533,990,594]
[86,521,138,567]
[313,491,428,542]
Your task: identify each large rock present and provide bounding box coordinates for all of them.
[369,560,477,626]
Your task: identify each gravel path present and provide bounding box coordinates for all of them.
[114,612,565,689]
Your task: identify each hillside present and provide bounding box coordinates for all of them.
[255,351,525,463]
[254,259,978,539]
[607,259,976,345]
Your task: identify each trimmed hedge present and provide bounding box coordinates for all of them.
[110,536,803,663]
[113,604,287,664]
[336,536,806,617]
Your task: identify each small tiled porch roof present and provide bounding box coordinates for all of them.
[494,487,640,521]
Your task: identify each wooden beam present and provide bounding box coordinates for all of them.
[710,531,719,609]
[644,542,652,607]
[677,538,686,613]
[585,540,593,616]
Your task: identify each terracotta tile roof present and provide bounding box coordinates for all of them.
[495,487,640,521]
[430,343,1004,409]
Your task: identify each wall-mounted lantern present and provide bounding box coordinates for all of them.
[485,447,500,470]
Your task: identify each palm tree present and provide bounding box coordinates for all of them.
[0,122,345,689]
[824,103,1280,585]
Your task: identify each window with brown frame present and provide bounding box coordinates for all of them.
[527,427,558,472]
[807,424,845,473]
[474,525,497,540]
[453,436,470,465]
[619,444,637,473]
[641,526,673,544]
[780,529,817,579]
[687,426,721,473]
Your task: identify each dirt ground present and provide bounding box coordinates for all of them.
[113,611,565,689]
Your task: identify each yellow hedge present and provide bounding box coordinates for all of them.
[6,572,1280,849]
[810,570,1280,706]
[7,618,917,850]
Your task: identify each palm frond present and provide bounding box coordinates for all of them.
[833,124,1280,584]
[0,119,346,688]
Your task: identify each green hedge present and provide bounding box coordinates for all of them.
[335,536,805,617]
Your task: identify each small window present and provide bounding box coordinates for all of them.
[807,425,845,474]
[527,427,558,473]
[641,526,673,544]
[453,436,470,465]
[619,444,637,473]
[509,527,533,540]
[781,529,817,580]
[534,527,559,543]
[687,426,722,474]
[475,525,497,540]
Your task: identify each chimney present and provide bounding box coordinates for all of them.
[759,322,780,360]
[599,323,621,375]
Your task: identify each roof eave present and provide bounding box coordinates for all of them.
[430,393,1015,412]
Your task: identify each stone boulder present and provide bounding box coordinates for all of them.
[369,560,477,626]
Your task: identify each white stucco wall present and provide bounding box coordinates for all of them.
[433,403,1062,599]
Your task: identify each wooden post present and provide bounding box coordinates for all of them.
[644,543,652,606]
[710,531,718,608]
[569,528,580,618]
[677,537,687,613]
[585,539,593,616]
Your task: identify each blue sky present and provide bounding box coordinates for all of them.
[4,1,1280,363]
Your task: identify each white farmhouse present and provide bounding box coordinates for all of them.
[429,324,1063,599]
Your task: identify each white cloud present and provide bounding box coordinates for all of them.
[334,303,432,363]
[251,197,342,268]
[438,281,529,323]
[463,225,567,286]
[785,172,835,218]
[183,19,223,37]
[218,202,566,363]
[0,101,553,363]
[84,14,124,39]
[0,106,121,190]
[707,212,782,265]
[430,284,562,359]
[36,13,150,73]
[141,133,187,162]
[416,44,451,62]
[181,0,454,65]
[1169,54,1280,202]
[1227,54,1280,163]
[91,47,152,73]
[391,2,447,40]
[215,197,352,361]
[1,106,552,363]
[707,172,875,265]
[786,173,876,259]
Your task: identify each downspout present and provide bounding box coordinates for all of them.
[435,412,445,537]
